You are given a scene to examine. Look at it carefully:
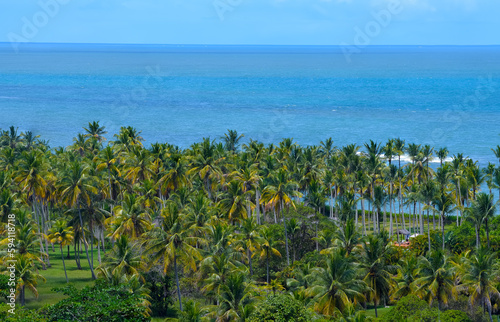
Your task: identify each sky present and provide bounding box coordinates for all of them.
[0,0,499,45]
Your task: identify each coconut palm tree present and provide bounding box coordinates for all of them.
[47,220,74,283]
[470,193,496,248]
[97,234,146,280]
[359,235,394,317]
[432,192,454,250]
[259,225,282,284]
[458,248,500,322]
[145,203,202,312]
[222,129,244,153]
[14,255,46,306]
[108,193,152,239]
[216,272,255,321]
[262,168,300,266]
[235,217,262,276]
[307,249,366,317]
[413,250,456,310]
[59,161,98,279]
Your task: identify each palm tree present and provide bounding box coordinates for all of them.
[470,193,496,248]
[436,147,449,167]
[307,250,366,317]
[359,235,394,317]
[259,226,282,284]
[432,192,454,250]
[14,255,46,306]
[459,248,500,322]
[413,250,456,310]
[145,203,202,312]
[47,220,74,283]
[236,217,262,276]
[108,193,152,239]
[83,121,107,143]
[262,168,300,266]
[59,161,97,279]
[393,255,418,300]
[216,272,255,321]
[222,129,244,153]
[97,235,146,279]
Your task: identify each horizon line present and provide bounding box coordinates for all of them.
[1,42,499,47]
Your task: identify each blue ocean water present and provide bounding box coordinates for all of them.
[0,43,499,164]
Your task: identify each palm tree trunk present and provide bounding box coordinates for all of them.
[476,225,480,249]
[21,284,25,306]
[486,219,490,248]
[427,206,431,253]
[256,189,261,225]
[442,212,445,251]
[61,245,69,283]
[266,253,270,284]
[361,196,366,236]
[248,248,253,275]
[77,205,96,279]
[389,184,393,237]
[281,201,290,267]
[174,254,183,311]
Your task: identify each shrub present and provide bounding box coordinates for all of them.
[40,282,150,321]
[248,294,311,322]
[380,294,428,322]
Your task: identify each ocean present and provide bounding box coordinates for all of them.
[0,43,499,165]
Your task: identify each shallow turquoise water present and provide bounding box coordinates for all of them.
[0,43,499,164]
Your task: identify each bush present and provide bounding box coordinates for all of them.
[380,294,428,322]
[248,294,311,322]
[441,310,472,322]
[40,282,150,321]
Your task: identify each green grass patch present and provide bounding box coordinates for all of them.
[24,245,100,310]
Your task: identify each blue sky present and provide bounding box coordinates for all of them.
[1,0,499,45]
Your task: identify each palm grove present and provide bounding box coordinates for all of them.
[1,122,500,321]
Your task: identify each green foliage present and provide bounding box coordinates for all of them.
[0,274,10,300]
[447,222,475,254]
[0,303,46,322]
[248,294,311,322]
[144,270,174,317]
[40,282,150,321]
[440,310,472,322]
[409,231,440,256]
[380,295,428,322]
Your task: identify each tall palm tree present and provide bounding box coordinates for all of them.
[14,255,46,306]
[235,217,262,276]
[97,234,146,279]
[432,192,454,250]
[145,203,202,312]
[359,235,394,317]
[47,220,74,283]
[59,161,97,279]
[222,129,244,153]
[413,250,456,310]
[459,248,500,322]
[307,250,366,317]
[83,121,107,143]
[262,168,300,266]
[216,272,255,322]
[259,226,282,284]
[470,193,496,248]
[108,193,152,239]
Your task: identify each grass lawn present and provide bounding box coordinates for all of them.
[24,245,99,310]
[365,305,391,318]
